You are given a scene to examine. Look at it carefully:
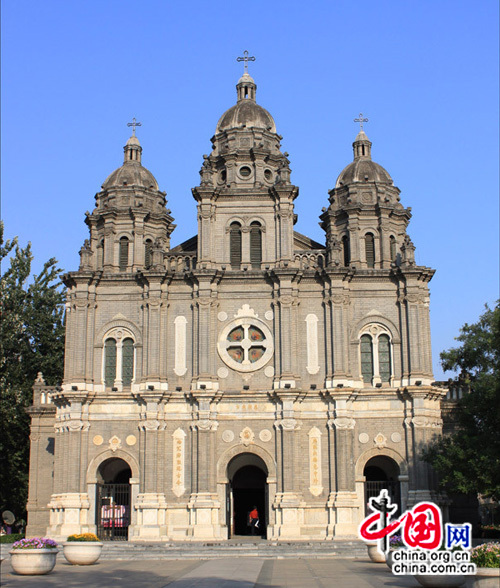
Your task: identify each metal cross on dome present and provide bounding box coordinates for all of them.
[237,50,256,74]
[127,117,142,136]
[354,113,369,131]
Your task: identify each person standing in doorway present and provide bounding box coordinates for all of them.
[249,506,259,536]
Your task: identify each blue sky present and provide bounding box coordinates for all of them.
[2,0,498,380]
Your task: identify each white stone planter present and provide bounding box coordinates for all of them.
[414,574,466,587]
[473,567,500,587]
[367,544,386,563]
[62,541,103,565]
[9,548,58,575]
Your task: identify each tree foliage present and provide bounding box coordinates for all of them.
[0,223,65,520]
[423,302,500,499]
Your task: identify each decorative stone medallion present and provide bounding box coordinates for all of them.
[217,367,229,378]
[222,430,235,443]
[93,435,103,446]
[218,311,228,322]
[264,365,275,378]
[264,310,274,321]
[109,435,122,452]
[358,433,369,444]
[259,429,272,442]
[391,432,402,443]
[374,433,387,449]
[126,435,137,446]
[240,426,255,446]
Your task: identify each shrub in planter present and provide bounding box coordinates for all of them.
[0,533,24,544]
[63,533,103,565]
[9,537,58,575]
[470,542,500,588]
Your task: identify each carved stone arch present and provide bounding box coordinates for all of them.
[86,449,140,483]
[225,217,245,232]
[355,446,408,481]
[95,317,143,348]
[114,231,134,243]
[360,227,380,238]
[350,315,401,344]
[216,443,277,484]
[247,216,267,232]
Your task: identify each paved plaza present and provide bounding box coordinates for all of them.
[0,557,476,588]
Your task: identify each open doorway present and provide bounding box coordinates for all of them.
[227,453,267,538]
[364,455,401,516]
[96,457,131,541]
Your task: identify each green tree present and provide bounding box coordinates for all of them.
[0,223,65,520]
[423,302,500,500]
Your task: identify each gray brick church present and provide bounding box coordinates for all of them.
[26,66,446,541]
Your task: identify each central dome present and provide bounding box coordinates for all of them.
[215,73,277,134]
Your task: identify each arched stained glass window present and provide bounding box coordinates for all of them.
[378,335,391,382]
[104,338,117,387]
[250,222,262,268]
[230,223,242,269]
[365,233,375,268]
[122,338,134,386]
[360,334,373,383]
[119,237,129,271]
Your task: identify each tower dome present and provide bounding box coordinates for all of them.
[335,130,393,187]
[102,135,159,191]
[215,73,277,134]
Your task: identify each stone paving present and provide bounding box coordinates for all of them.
[0,556,477,588]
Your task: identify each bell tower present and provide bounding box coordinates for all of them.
[191,67,298,270]
[81,126,175,274]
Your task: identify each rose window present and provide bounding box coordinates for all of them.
[218,318,274,373]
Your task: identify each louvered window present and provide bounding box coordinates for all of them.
[360,335,373,383]
[230,223,242,269]
[122,338,134,386]
[378,335,391,382]
[104,338,117,387]
[250,222,262,268]
[365,233,375,268]
[390,236,397,262]
[145,239,153,269]
[119,237,129,271]
[342,235,350,267]
[99,240,105,268]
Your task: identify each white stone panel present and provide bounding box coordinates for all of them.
[174,316,187,376]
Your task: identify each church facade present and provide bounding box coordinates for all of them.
[26,70,445,541]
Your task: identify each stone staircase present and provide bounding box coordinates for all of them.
[98,539,368,560]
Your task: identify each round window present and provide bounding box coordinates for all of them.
[218,318,274,373]
[264,169,273,181]
[239,166,252,178]
[220,169,227,183]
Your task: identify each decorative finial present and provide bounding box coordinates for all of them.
[127,117,142,136]
[354,113,369,131]
[237,50,255,74]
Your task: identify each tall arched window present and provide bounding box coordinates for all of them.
[365,233,375,268]
[122,338,134,386]
[104,338,117,387]
[145,239,153,269]
[342,235,350,267]
[103,334,135,388]
[99,239,105,268]
[250,222,262,268]
[360,335,373,383]
[378,335,391,382]
[119,237,129,271]
[230,222,242,269]
[390,236,397,262]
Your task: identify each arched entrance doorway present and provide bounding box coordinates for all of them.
[96,457,131,541]
[364,455,401,516]
[227,453,268,538]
